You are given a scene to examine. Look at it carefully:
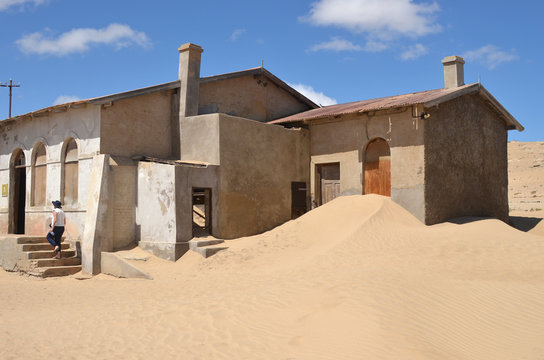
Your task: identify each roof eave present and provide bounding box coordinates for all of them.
[89,80,180,105]
[424,83,523,132]
[423,83,480,108]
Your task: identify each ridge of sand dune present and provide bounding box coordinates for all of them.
[2,195,544,359]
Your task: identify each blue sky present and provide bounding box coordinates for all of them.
[0,0,542,141]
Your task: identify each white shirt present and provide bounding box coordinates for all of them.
[51,208,65,227]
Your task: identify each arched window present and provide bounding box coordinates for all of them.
[363,138,391,197]
[63,139,78,206]
[32,143,47,206]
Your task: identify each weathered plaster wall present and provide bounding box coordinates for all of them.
[180,115,220,165]
[137,162,177,259]
[110,156,137,250]
[136,161,219,261]
[199,75,312,122]
[424,94,509,224]
[218,114,310,238]
[0,104,100,238]
[308,108,426,220]
[82,154,113,274]
[100,90,175,158]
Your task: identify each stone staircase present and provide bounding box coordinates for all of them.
[17,236,82,277]
[188,238,228,258]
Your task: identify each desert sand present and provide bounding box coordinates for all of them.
[1,142,543,360]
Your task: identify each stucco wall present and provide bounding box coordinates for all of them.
[110,156,137,250]
[100,90,175,158]
[308,108,426,220]
[424,94,509,224]
[218,114,310,238]
[179,115,220,165]
[136,161,219,261]
[199,75,312,122]
[0,104,100,238]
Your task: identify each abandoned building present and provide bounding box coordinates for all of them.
[0,43,523,276]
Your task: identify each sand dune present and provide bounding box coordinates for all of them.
[2,194,544,359]
[508,141,544,237]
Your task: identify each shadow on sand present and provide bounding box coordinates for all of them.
[446,216,543,233]
[509,216,543,232]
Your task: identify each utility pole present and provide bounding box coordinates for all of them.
[0,78,21,119]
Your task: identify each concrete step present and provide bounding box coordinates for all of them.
[29,265,82,278]
[16,236,48,244]
[26,250,76,259]
[32,257,81,267]
[16,236,66,244]
[22,243,70,252]
[190,244,228,258]
[188,239,225,250]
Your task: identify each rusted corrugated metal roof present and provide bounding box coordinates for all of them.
[269,84,479,124]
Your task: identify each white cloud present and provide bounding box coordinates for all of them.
[289,83,337,106]
[0,0,45,11]
[300,0,441,39]
[230,29,246,41]
[363,40,388,52]
[16,23,151,56]
[53,95,81,106]
[309,37,388,53]
[462,45,519,70]
[401,43,427,60]
[309,38,362,52]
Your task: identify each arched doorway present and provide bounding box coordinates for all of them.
[9,149,26,234]
[363,138,391,196]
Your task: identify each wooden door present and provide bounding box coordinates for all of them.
[363,138,391,196]
[316,163,340,206]
[321,179,341,204]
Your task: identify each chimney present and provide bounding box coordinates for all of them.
[441,55,465,88]
[178,43,203,117]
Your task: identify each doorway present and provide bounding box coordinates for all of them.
[315,163,340,206]
[192,188,211,237]
[291,182,307,219]
[363,138,391,196]
[10,150,26,234]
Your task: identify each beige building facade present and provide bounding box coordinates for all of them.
[271,56,523,224]
[0,45,523,275]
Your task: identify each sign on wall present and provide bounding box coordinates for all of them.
[1,184,7,197]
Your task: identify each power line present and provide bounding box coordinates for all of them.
[0,78,21,119]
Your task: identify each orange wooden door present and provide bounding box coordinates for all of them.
[363,138,391,196]
[364,159,390,196]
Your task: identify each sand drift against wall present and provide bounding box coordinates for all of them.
[2,195,544,359]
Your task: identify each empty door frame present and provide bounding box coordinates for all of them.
[192,188,212,237]
[291,181,307,219]
[9,149,26,234]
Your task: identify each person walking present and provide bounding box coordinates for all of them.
[46,200,66,259]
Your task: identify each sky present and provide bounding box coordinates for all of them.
[0,0,542,141]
